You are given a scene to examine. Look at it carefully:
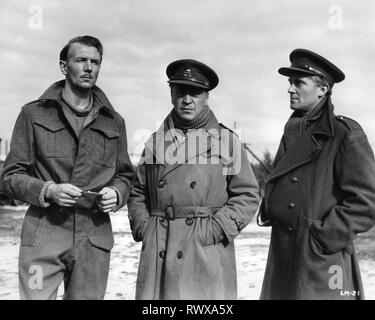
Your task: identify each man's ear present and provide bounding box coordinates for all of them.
[59,60,67,76]
[317,84,329,98]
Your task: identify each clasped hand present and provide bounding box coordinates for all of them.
[45,183,118,212]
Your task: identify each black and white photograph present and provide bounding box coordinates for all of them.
[1,0,375,307]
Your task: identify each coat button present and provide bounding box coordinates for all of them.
[158,180,167,188]
[288,203,295,209]
[190,181,197,189]
[185,217,194,225]
[291,177,298,183]
[177,251,183,259]
[159,250,166,259]
[288,226,294,232]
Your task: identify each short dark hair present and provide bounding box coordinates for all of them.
[59,35,103,62]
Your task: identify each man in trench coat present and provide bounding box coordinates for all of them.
[128,59,260,300]
[258,48,375,300]
[0,36,133,299]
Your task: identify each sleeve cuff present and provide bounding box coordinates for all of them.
[212,217,227,244]
[39,181,55,208]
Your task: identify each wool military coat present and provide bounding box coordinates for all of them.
[0,81,134,252]
[258,99,375,300]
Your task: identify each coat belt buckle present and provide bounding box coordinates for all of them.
[165,206,175,220]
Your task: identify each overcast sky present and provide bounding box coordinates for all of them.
[1,0,375,160]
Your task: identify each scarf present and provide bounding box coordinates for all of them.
[284,96,327,150]
[170,105,211,133]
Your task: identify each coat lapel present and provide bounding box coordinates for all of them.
[272,138,286,168]
[268,100,335,182]
[268,132,321,182]
[142,110,222,180]
[160,128,218,179]
[142,123,214,179]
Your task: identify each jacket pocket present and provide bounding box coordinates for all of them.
[20,207,44,246]
[87,235,114,252]
[34,119,74,158]
[90,126,120,167]
[305,230,355,297]
[86,212,114,251]
[195,217,215,248]
[309,230,325,254]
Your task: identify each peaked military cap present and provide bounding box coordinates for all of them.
[278,48,345,86]
[166,59,219,91]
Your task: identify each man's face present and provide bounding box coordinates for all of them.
[171,84,208,121]
[287,76,325,112]
[60,42,101,91]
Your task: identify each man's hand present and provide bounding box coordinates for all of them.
[45,183,82,207]
[98,187,118,213]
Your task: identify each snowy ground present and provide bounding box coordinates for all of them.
[1,206,374,300]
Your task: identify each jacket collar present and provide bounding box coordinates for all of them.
[268,97,335,182]
[311,97,335,137]
[38,80,116,114]
[142,109,222,169]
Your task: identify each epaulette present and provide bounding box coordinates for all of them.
[24,98,43,106]
[219,123,239,137]
[23,98,52,109]
[335,115,363,132]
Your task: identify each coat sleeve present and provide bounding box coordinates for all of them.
[213,142,261,243]
[127,151,151,242]
[109,118,134,210]
[310,127,375,254]
[257,137,285,226]
[0,106,49,207]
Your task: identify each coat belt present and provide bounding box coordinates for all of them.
[150,206,221,220]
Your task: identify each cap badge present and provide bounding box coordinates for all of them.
[183,69,194,78]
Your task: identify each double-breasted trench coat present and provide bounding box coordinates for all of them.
[258,99,375,300]
[128,113,260,300]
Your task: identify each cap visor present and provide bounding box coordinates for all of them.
[168,79,209,89]
[278,67,317,78]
